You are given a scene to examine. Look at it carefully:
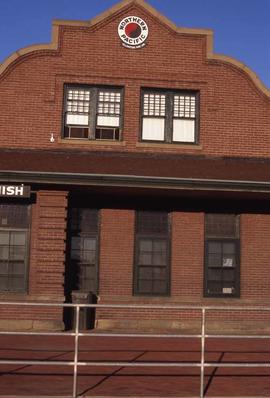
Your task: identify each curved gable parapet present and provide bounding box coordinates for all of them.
[0,0,269,99]
[0,25,60,77]
[205,35,270,98]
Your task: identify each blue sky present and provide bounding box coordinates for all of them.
[1,0,270,88]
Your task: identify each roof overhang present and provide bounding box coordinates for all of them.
[1,170,270,194]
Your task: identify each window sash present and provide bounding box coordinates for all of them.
[142,118,165,141]
[173,119,195,142]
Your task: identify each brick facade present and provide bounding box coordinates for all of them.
[0,0,270,332]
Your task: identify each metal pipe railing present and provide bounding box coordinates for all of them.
[0,301,270,398]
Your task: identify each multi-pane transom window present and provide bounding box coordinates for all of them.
[134,211,170,296]
[0,205,30,292]
[70,208,99,293]
[64,86,123,141]
[204,214,240,298]
[141,90,198,143]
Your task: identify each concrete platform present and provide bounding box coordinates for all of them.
[0,334,270,397]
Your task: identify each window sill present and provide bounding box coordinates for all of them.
[136,142,202,150]
[0,292,65,301]
[59,138,126,146]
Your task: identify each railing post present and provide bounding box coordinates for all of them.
[72,305,80,398]
[200,308,206,398]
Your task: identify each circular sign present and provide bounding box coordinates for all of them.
[118,16,149,49]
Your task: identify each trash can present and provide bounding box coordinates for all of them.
[71,290,95,330]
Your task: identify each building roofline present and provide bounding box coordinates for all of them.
[2,170,270,194]
[0,0,269,98]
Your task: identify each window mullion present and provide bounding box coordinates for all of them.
[164,92,173,143]
[88,88,97,140]
[7,231,11,291]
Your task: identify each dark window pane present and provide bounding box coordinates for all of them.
[71,250,81,260]
[95,128,120,140]
[153,280,167,294]
[10,262,25,275]
[137,212,168,235]
[71,209,98,234]
[0,247,9,260]
[71,237,81,250]
[223,242,236,255]
[9,276,25,290]
[65,127,89,139]
[10,247,26,261]
[82,251,96,263]
[208,268,222,281]
[153,267,166,279]
[139,253,152,265]
[0,262,8,275]
[208,253,222,267]
[0,276,8,290]
[10,232,26,246]
[206,214,239,238]
[208,242,222,254]
[139,239,152,252]
[0,232,9,245]
[83,238,96,251]
[207,281,222,294]
[153,252,167,265]
[223,269,235,282]
[0,205,29,229]
[138,280,152,294]
[139,267,153,279]
[153,240,167,253]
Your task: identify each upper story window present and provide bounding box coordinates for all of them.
[64,85,123,141]
[204,214,240,298]
[141,90,198,144]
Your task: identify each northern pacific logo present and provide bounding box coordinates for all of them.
[118,16,149,49]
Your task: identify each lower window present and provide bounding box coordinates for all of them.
[69,208,99,294]
[0,205,30,292]
[204,214,240,297]
[134,211,170,296]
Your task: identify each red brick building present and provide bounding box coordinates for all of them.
[0,0,270,332]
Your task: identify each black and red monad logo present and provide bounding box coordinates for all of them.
[118,16,149,49]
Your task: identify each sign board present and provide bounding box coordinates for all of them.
[0,184,30,198]
[118,16,149,49]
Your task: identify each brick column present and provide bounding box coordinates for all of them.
[29,190,68,297]
[27,190,68,330]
